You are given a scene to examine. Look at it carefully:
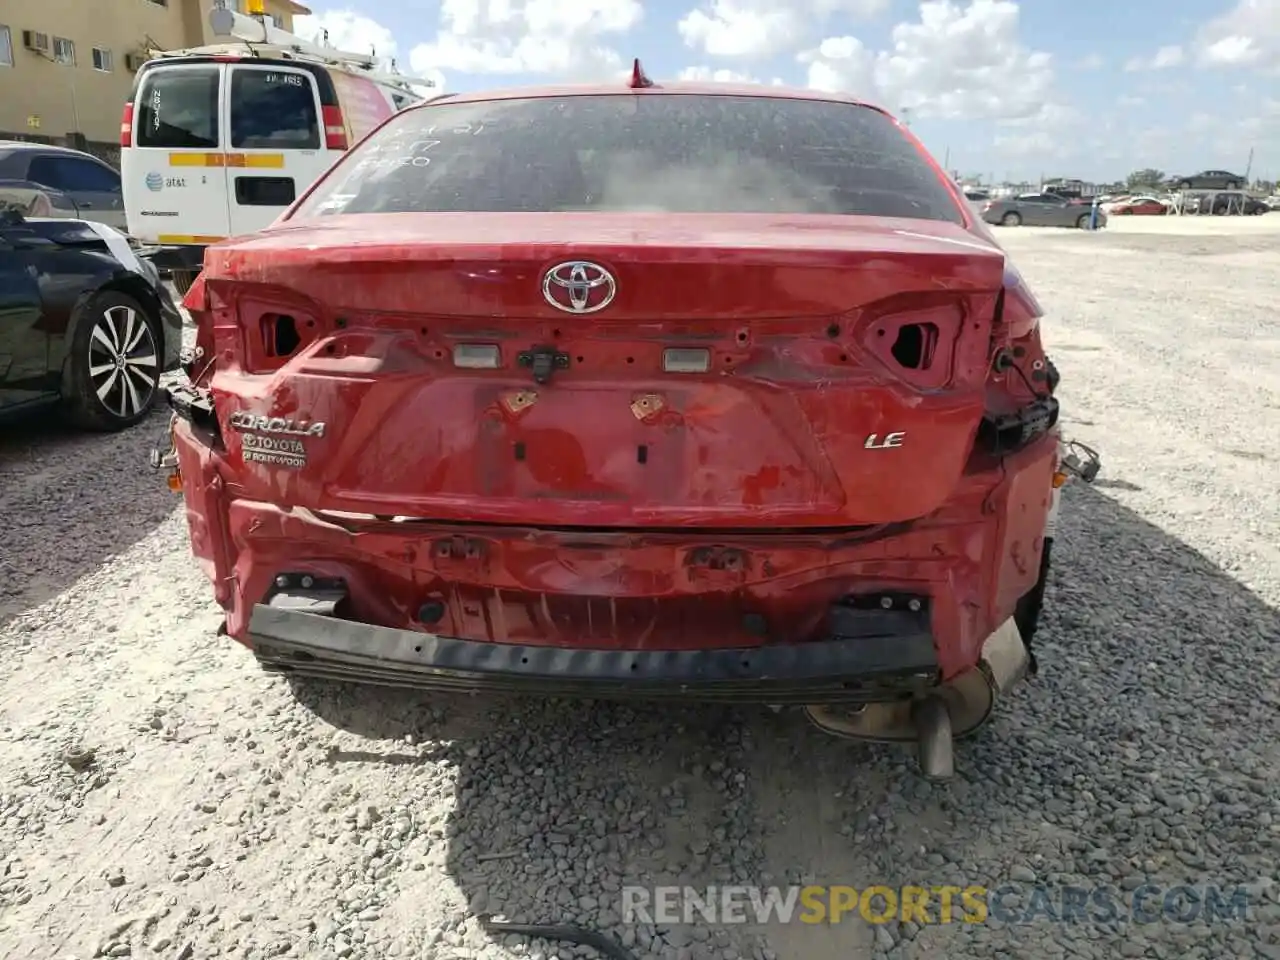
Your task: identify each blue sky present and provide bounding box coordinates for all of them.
[293,0,1280,184]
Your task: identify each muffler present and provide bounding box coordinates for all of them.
[805,617,1030,778]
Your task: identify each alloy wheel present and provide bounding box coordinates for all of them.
[87,305,159,420]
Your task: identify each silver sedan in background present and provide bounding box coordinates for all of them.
[981,192,1107,229]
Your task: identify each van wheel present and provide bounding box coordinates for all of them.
[170,269,199,297]
[62,290,162,432]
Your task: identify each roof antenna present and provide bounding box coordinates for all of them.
[629,57,654,89]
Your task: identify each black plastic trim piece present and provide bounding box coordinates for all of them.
[164,383,218,433]
[248,605,941,705]
[977,396,1060,456]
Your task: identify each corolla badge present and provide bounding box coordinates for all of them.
[145,172,164,192]
[229,411,326,437]
[542,261,617,314]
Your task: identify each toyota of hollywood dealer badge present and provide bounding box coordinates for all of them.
[228,411,326,469]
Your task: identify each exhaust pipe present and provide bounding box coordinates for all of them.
[911,696,954,780]
[805,617,1030,779]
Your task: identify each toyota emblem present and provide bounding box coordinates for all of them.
[542,261,617,314]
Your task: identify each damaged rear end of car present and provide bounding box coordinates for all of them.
[155,85,1098,777]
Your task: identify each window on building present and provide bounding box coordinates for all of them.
[147,0,169,6]
[53,37,75,65]
[0,25,13,67]
[92,47,113,72]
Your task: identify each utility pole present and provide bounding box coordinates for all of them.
[1244,146,1254,182]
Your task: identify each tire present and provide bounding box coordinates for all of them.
[170,269,199,297]
[1076,213,1091,229]
[1227,180,1240,189]
[1001,211,1022,226]
[1178,180,1192,190]
[61,290,163,432]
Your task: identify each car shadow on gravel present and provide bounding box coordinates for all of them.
[290,481,1279,960]
[0,406,180,629]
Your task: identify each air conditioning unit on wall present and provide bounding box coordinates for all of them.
[125,52,148,72]
[23,30,51,53]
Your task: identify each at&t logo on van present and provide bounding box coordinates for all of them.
[145,172,164,192]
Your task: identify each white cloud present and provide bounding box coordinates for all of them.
[801,0,1054,122]
[1075,53,1104,70]
[676,66,785,84]
[997,102,1080,128]
[991,130,1054,157]
[293,10,447,88]
[1123,45,1184,71]
[293,10,397,62]
[801,36,876,98]
[408,0,643,79]
[1197,0,1280,67]
[1202,36,1260,66]
[678,0,887,61]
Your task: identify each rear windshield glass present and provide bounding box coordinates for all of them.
[136,66,220,149]
[291,94,964,223]
[230,68,321,150]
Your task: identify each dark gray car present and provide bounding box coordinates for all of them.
[981,193,1106,229]
[0,142,126,230]
[1172,170,1246,190]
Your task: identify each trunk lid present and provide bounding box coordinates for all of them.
[204,212,1007,528]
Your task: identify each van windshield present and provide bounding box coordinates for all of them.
[290,94,964,223]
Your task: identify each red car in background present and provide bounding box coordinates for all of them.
[155,66,1099,779]
[1109,196,1169,216]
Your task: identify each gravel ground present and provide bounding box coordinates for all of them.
[1,218,1278,960]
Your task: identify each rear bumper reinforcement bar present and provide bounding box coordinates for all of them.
[248,603,941,705]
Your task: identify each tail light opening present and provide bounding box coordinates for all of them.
[262,314,302,358]
[890,323,938,370]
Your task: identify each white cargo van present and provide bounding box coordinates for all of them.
[120,6,436,292]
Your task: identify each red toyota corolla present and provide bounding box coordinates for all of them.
[158,67,1099,778]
